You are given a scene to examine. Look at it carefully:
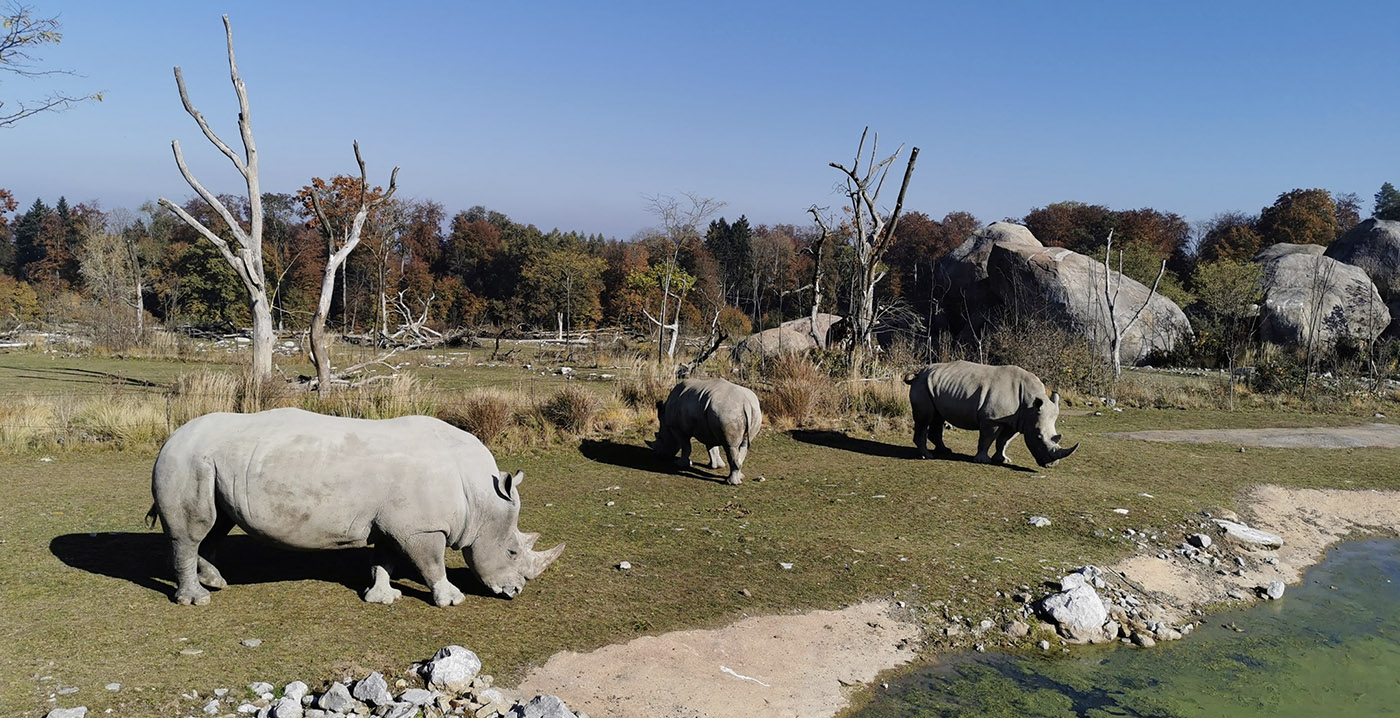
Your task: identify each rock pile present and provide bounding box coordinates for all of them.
[46,646,582,718]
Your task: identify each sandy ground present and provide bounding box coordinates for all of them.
[514,425,1400,718]
[514,602,920,718]
[1105,422,1400,448]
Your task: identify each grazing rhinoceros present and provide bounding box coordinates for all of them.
[147,407,563,606]
[904,361,1078,467]
[648,378,762,485]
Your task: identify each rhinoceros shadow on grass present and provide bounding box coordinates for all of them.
[788,430,1036,473]
[49,532,500,604]
[578,438,736,484]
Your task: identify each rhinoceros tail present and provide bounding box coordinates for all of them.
[145,503,160,529]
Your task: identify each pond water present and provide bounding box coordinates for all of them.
[855,538,1400,718]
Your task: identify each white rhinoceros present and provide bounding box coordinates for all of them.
[147,408,563,606]
[905,361,1078,467]
[648,378,762,485]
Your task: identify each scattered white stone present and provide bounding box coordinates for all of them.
[398,688,434,706]
[1189,533,1213,549]
[1138,493,1154,498]
[241,638,262,648]
[104,683,120,692]
[283,681,308,703]
[1038,640,1051,650]
[202,698,221,715]
[1028,516,1051,527]
[352,672,391,707]
[248,682,274,696]
[616,561,631,570]
[509,694,578,718]
[1040,568,1110,643]
[269,696,302,718]
[778,562,794,570]
[1112,508,1129,515]
[1213,519,1284,549]
[215,688,229,697]
[40,456,55,462]
[236,704,259,715]
[316,683,356,713]
[179,648,203,656]
[1265,581,1286,600]
[44,709,87,718]
[421,646,482,695]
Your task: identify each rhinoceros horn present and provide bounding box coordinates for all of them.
[1048,442,1079,464]
[519,531,540,551]
[523,542,565,580]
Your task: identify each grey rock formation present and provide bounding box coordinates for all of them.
[987,242,1192,363]
[44,709,87,718]
[398,688,434,706]
[730,313,842,361]
[1254,244,1390,350]
[1188,533,1212,549]
[269,696,303,718]
[1326,218,1400,336]
[282,682,308,703]
[509,695,579,718]
[934,222,1043,309]
[1265,581,1286,600]
[421,645,482,695]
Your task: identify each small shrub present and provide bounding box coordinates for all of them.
[759,353,833,427]
[542,384,600,434]
[853,381,908,419]
[440,390,517,444]
[169,370,241,425]
[617,372,671,410]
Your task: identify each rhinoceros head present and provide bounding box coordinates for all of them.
[1024,391,1079,467]
[464,470,564,599]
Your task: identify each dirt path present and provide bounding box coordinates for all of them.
[514,602,919,718]
[1105,422,1400,448]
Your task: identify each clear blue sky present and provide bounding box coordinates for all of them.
[6,1,1398,239]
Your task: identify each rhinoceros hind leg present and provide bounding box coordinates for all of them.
[723,443,746,485]
[194,512,234,589]
[974,427,999,464]
[399,532,462,607]
[172,537,211,605]
[707,446,726,470]
[196,557,227,589]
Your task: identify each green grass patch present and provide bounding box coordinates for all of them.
[4,406,1400,715]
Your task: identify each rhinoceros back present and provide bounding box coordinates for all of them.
[917,361,1043,429]
[664,378,761,447]
[153,408,491,550]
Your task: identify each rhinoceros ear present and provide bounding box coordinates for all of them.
[493,470,524,503]
[1050,391,1061,406]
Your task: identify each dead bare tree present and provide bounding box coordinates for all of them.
[156,15,275,382]
[805,206,836,350]
[642,192,723,364]
[306,141,399,391]
[828,128,918,374]
[1099,229,1167,380]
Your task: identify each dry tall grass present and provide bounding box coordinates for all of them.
[439,390,517,445]
[542,384,600,434]
[757,353,836,429]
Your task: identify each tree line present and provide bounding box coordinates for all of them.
[0,182,1390,354]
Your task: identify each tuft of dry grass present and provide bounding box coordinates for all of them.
[439,389,518,445]
[542,384,600,434]
[72,396,167,448]
[758,353,834,428]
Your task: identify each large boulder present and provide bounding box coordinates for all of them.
[1325,219,1400,336]
[1253,244,1390,350]
[986,242,1192,364]
[730,313,842,362]
[934,222,1043,304]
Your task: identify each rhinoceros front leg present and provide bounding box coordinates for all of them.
[170,537,211,606]
[362,545,403,605]
[672,432,693,470]
[992,428,1017,465]
[400,532,464,607]
[706,446,727,470]
[974,425,1001,464]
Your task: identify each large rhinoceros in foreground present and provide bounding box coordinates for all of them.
[648,378,762,485]
[148,408,563,606]
[905,361,1078,467]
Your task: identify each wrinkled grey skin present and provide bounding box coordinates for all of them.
[147,408,563,607]
[648,378,762,485]
[905,361,1078,467]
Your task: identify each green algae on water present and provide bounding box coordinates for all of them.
[858,538,1400,718]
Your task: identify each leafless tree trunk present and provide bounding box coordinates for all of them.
[1100,229,1167,380]
[642,192,723,364]
[828,128,918,375]
[805,206,835,349]
[156,16,275,382]
[306,141,399,391]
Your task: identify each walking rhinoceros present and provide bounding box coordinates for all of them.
[648,378,762,485]
[147,408,564,606]
[904,361,1078,467]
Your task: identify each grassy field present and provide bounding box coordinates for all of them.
[2,349,1399,716]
